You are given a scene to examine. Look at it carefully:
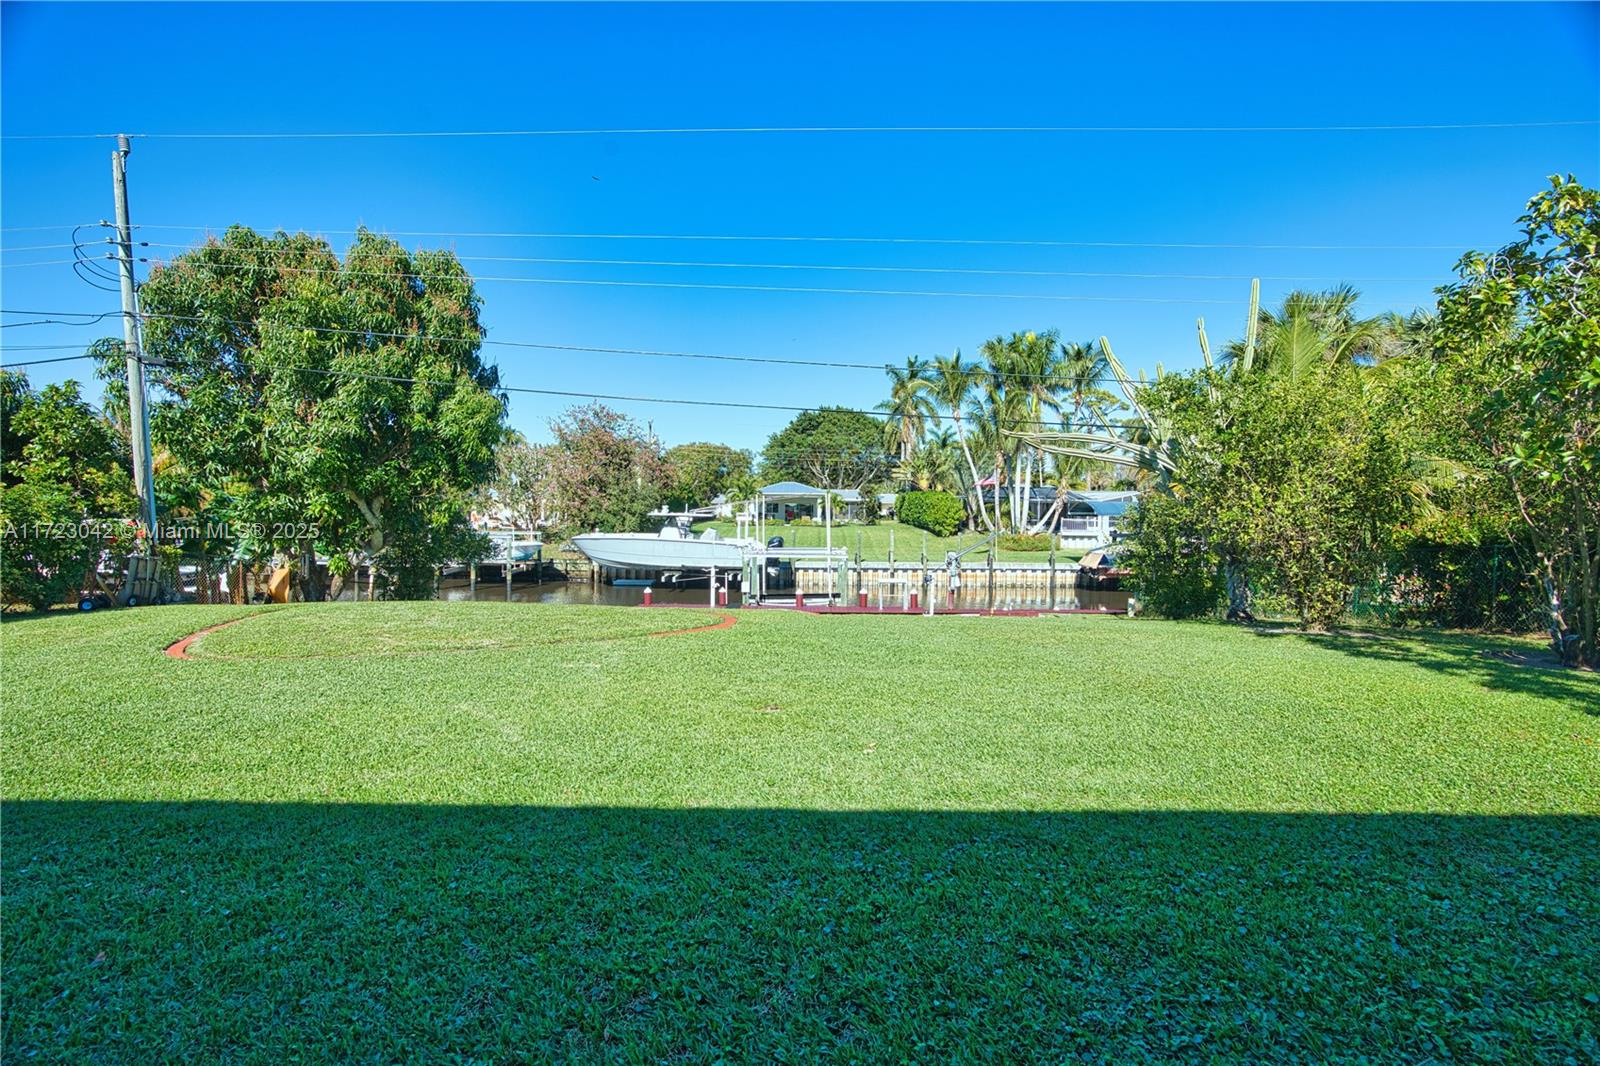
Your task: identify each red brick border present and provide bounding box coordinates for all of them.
[163,615,261,660]
[649,611,737,637]
[163,608,735,661]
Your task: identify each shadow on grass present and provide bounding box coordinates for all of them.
[1248,626,1600,709]
[4,803,1596,1062]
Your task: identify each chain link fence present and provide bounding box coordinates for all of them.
[1243,543,1547,634]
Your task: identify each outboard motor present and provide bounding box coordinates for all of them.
[764,535,794,589]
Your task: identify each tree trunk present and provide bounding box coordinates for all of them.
[951,415,993,532]
[1224,557,1255,623]
[992,451,1003,534]
[1027,491,1065,536]
[293,541,327,602]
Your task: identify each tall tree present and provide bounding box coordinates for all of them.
[545,404,668,537]
[875,356,938,463]
[760,407,890,490]
[977,329,1061,531]
[1434,176,1599,667]
[930,351,990,530]
[663,442,753,510]
[122,225,505,598]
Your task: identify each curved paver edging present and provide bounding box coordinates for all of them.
[164,608,736,662]
[164,614,264,660]
[648,611,737,637]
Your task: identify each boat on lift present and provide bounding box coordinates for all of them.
[572,516,758,572]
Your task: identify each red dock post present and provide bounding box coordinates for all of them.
[794,587,805,609]
[643,586,653,606]
[909,589,919,611]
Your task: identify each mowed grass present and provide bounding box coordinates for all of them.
[693,517,1087,563]
[3,602,1597,1063]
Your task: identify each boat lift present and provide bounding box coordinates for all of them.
[744,483,850,606]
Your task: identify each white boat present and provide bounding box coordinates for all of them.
[573,520,756,572]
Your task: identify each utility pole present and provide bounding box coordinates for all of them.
[112,133,157,536]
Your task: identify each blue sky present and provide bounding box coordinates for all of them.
[3,2,1596,451]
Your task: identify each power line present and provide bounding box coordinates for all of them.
[0,243,79,253]
[136,310,1160,388]
[135,242,1441,284]
[130,257,1244,305]
[0,223,100,232]
[5,119,1595,140]
[1,353,108,369]
[129,222,1476,252]
[0,306,1181,392]
[0,310,123,329]
[19,336,1146,430]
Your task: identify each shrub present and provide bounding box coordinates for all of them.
[0,482,99,611]
[1120,495,1224,619]
[997,532,1053,552]
[897,491,965,538]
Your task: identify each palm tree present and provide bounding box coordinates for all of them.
[979,330,1062,531]
[931,351,992,530]
[898,431,958,492]
[1223,284,1392,380]
[876,356,938,464]
[1058,338,1119,489]
[1059,339,1118,427]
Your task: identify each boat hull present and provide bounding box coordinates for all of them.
[572,533,750,571]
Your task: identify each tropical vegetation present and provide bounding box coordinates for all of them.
[0,372,137,610]
[106,225,506,599]
[12,182,1593,664]
[895,489,965,538]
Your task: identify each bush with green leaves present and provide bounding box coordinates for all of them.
[896,491,965,537]
[1121,495,1224,619]
[0,373,135,611]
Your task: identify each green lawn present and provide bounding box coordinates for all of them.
[3,602,1597,1062]
[694,517,1087,563]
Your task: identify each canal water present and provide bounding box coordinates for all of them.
[430,577,1130,612]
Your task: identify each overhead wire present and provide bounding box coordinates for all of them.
[125,256,1244,304]
[4,119,1595,140]
[135,310,1166,387]
[129,222,1477,253]
[0,327,1152,429]
[133,241,1442,284]
[0,309,123,329]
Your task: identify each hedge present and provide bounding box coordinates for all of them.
[997,532,1053,552]
[896,491,965,537]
